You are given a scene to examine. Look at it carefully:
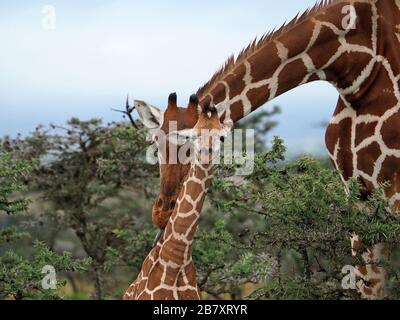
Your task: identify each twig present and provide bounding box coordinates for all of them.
[199,265,225,289]
[111,95,139,129]
[313,252,327,273]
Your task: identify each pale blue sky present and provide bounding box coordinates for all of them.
[0,0,339,156]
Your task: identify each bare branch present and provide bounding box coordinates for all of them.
[111,95,139,129]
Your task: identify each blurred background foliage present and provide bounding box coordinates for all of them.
[1,107,400,300]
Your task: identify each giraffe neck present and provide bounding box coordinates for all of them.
[198,0,378,122]
[159,162,212,266]
[124,162,212,300]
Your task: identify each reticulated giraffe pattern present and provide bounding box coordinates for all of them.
[124,108,230,300]
[132,0,400,300]
[197,0,400,210]
[123,163,208,300]
[196,0,400,299]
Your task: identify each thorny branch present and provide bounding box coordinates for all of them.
[112,95,139,129]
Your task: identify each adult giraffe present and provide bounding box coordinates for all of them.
[124,102,233,300]
[134,0,400,299]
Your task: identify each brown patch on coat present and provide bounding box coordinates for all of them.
[381,112,400,150]
[356,142,382,176]
[355,122,378,146]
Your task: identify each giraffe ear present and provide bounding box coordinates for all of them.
[135,100,163,129]
[215,101,230,118]
[168,129,197,146]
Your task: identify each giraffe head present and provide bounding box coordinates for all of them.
[169,103,234,164]
[135,93,231,229]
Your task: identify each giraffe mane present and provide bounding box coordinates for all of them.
[197,0,340,98]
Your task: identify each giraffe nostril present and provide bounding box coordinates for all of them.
[157,198,163,208]
[220,136,225,143]
[170,201,176,210]
[209,148,213,153]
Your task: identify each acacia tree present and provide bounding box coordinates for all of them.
[205,137,400,299]
[0,153,89,300]
[2,103,399,300]
[1,118,159,299]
